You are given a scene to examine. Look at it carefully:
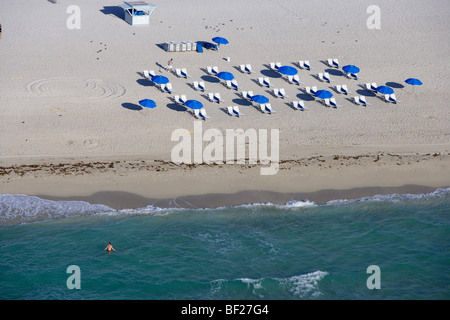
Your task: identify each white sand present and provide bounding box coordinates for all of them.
[0,0,449,204]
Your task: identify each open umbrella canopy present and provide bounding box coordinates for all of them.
[185,100,203,109]
[151,75,169,84]
[251,95,269,104]
[342,65,360,74]
[212,37,229,45]
[405,78,423,86]
[278,65,298,76]
[217,71,234,81]
[315,90,333,99]
[376,86,394,94]
[139,99,157,109]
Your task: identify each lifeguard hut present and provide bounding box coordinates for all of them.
[119,1,157,25]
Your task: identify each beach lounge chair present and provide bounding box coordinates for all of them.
[263,77,271,87]
[273,88,281,98]
[143,70,152,79]
[240,64,247,73]
[318,73,331,83]
[293,100,308,111]
[258,77,266,87]
[227,106,235,117]
[386,94,398,104]
[259,104,267,113]
[193,81,201,91]
[324,98,332,107]
[353,96,367,107]
[193,109,201,119]
[298,60,311,70]
[208,92,216,102]
[245,64,252,73]
[231,79,239,91]
[175,68,183,77]
[207,66,214,75]
[242,91,253,101]
[336,84,351,95]
[159,84,166,92]
[200,108,210,120]
[199,81,206,92]
[226,80,233,90]
[291,74,302,85]
[163,83,174,94]
[330,98,340,108]
[306,86,317,96]
[347,73,358,80]
[181,68,190,78]
[359,96,370,106]
[279,88,288,99]
[265,103,275,114]
[323,72,332,83]
[365,83,377,92]
[270,62,281,71]
[212,66,219,76]
[327,58,339,68]
[233,106,244,117]
[174,95,186,106]
[213,92,223,103]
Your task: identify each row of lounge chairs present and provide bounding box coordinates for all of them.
[239,64,253,74]
[208,92,224,103]
[273,88,288,99]
[175,68,191,79]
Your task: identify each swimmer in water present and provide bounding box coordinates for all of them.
[104,242,116,253]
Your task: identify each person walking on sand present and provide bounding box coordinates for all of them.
[104,242,116,253]
[167,58,173,72]
[0,24,2,39]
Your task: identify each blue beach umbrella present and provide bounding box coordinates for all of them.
[151,75,169,84]
[278,65,298,76]
[342,65,360,74]
[315,90,333,99]
[251,95,269,104]
[212,37,229,46]
[139,99,157,109]
[185,100,203,110]
[217,71,235,81]
[405,78,423,86]
[376,86,394,95]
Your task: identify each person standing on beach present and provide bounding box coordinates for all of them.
[167,58,173,72]
[0,24,2,39]
[104,242,116,253]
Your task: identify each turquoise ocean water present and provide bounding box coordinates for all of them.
[0,188,449,300]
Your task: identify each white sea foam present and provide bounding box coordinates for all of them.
[0,194,114,225]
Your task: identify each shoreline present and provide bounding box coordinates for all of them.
[2,149,449,210]
[31,185,446,211]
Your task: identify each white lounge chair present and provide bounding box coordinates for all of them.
[270,62,277,71]
[258,77,266,87]
[290,74,301,85]
[193,109,202,119]
[293,100,308,111]
[174,95,186,105]
[259,103,267,113]
[226,80,233,89]
[159,83,166,92]
[359,96,370,106]
[245,64,252,73]
[164,83,174,94]
[227,106,235,117]
[181,68,191,78]
[231,79,239,91]
[199,81,206,92]
[279,88,288,98]
[324,98,332,107]
[347,73,358,80]
[263,77,270,87]
[353,96,367,107]
[207,66,214,75]
[306,86,317,96]
[323,72,332,83]
[200,108,210,120]
[240,65,247,73]
[175,68,183,78]
[233,106,244,117]
[318,73,327,82]
[273,88,281,98]
[143,70,152,79]
[265,103,275,114]
[330,98,340,108]
[214,92,223,103]
[193,81,201,91]
[336,84,351,95]
[212,66,219,75]
[365,83,377,92]
[208,92,216,102]
[386,94,398,104]
[299,60,311,70]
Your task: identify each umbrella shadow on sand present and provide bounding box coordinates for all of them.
[122,103,142,111]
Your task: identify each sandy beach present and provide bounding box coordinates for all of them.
[1,0,449,209]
